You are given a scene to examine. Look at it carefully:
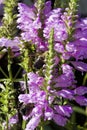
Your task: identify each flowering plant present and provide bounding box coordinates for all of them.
[0,0,87,130]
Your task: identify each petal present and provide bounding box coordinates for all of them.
[74,86,87,95]
[53,114,68,126]
[71,61,87,72]
[25,116,40,130]
[75,96,87,106]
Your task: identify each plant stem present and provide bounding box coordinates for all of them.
[82,73,87,85]
[14,67,22,79]
[24,73,29,94]
[0,66,8,78]
[6,110,9,130]
[40,126,44,130]
[22,120,26,130]
[8,47,13,81]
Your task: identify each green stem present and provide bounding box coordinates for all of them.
[0,66,8,78]
[40,126,44,130]
[6,111,9,130]
[0,78,23,82]
[14,67,22,79]
[5,82,9,130]
[22,120,26,130]
[8,48,13,81]
[24,73,29,94]
[82,73,87,85]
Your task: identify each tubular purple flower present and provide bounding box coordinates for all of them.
[43,1,51,16]
[54,105,73,117]
[0,37,21,48]
[9,114,18,125]
[25,116,40,130]
[54,42,64,53]
[71,61,87,72]
[62,64,74,76]
[75,96,87,106]
[74,86,87,95]
[17,3,48,51]
[18,94,30,104]
[43,8,68,42]
[44,106,53,120]
[54,74,75,88]
[53,114,68,126]
[66,38,87,60]
[27,72,44,89]
[57,89,74,100]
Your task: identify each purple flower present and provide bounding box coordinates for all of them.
[54,74,75,88]
[75,96,87,106]
[62,64,74,76]
[54,42,64,53]
[18,94,30,104]
[54,64,75,88]
[27,72,44,92]
[0,37,21,48]
[74,86,87,95]
[19,91,46,105]
[71,61,87,72]
[44,106,53,120]
[66,38,87,60]
[57,89,74,100]
[54,105,73,117]
[9,114,18,125]
[74,28,87,39]
[25,116,40,130]
[74,18,87,39]
[32,104,43,117]
[0,0,4,4]
[17,3,48,51]
[53,114,68,126]
[43,1,51,16]
[43,9,68,42]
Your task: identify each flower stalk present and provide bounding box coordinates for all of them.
[0,0,19,38]
[44,29,55,91]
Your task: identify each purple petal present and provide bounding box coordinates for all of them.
[44,106,53,120]
[43,1,51,16]
[18,94,30,104]
[54,105,73,117]
[54,74,75,88]
[53,114,68,126]
[57,89,74,100]
[25,116,40,130]
[9,114,18,124]
[74,86,87,95]
[54,42,64,53]
[71,61,87,72]
[75,96,87,106]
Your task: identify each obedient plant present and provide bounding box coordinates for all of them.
[0,0,87,130]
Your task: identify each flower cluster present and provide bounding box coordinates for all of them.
[0,0,87,130]
[16,1,87,129]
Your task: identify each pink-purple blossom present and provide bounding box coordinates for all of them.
[71,61,87,72]
[43,8,68,42]
[53,114,68,126]
[9,114,18,125]
[15,1,87,129]
[54,105,73,117]
[75,96,87,106]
